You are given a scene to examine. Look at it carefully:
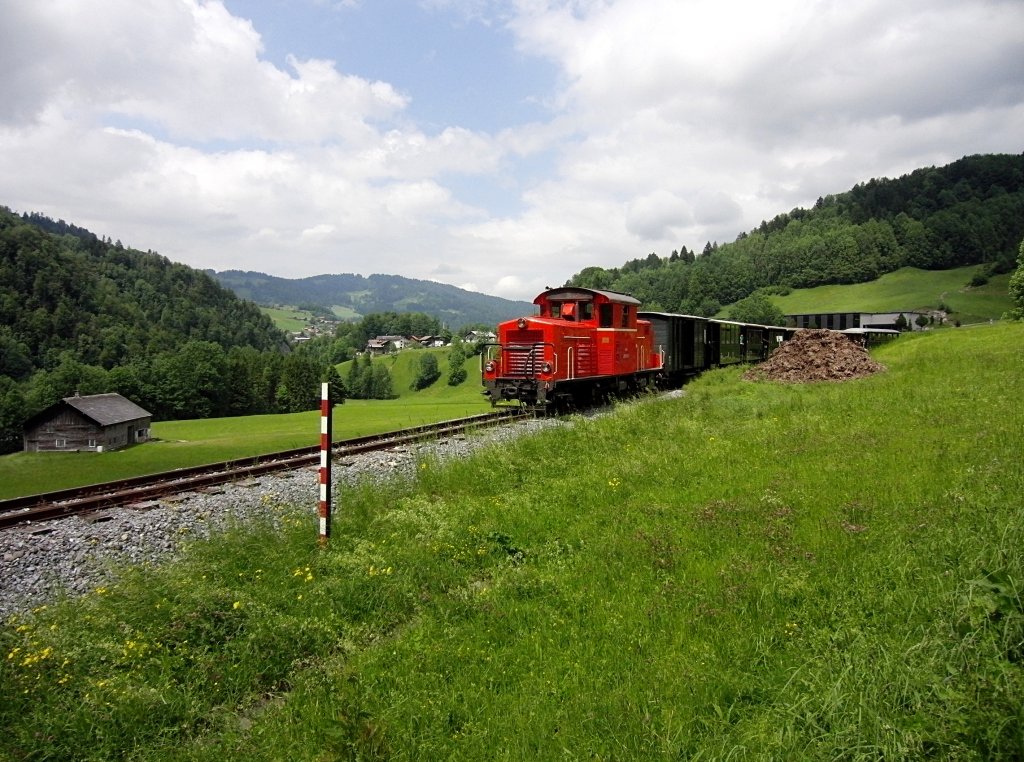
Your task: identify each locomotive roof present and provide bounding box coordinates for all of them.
[535,287,642,306]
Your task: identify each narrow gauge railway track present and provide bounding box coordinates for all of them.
[0,409,526,530]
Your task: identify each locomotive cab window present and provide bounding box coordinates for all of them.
[621,305,631,328]
[599,304,613,328]
[580,301,594,321]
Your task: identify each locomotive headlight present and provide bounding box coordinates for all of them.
[517,318,528,329]
[541,362,553,374]
[484,361,496,373]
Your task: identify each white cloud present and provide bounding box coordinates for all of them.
[0,1,407,144]
[1,0,1022,303]
[493,0,1024,282]
[625,191,692,240]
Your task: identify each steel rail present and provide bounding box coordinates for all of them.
[0,409,525,529]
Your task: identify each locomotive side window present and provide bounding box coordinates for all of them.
[580,301,593,321]
[621,305,631,328]
[599,304,613,328]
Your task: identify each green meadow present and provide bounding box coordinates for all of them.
[259,306,316,333]
[0,352,489,500]
[260,304,362,331]
[762,265,1012,323]
[3,321,1022,759]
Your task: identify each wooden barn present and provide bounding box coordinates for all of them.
[23,393,152,453]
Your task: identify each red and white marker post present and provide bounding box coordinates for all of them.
[318,381,332,544]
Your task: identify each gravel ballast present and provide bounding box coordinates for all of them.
[1,417,564,620]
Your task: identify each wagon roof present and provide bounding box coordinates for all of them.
[63,394,151,426]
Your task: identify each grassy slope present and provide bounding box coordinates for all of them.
[348,347,483,403]
[3,322,1022,760]
[261,304,362,330]
[760,265,1013,323]
[330,304,361,320]
[259,306,314,332]
[0,353,489,499]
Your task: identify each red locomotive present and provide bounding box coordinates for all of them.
[481,287,662,410]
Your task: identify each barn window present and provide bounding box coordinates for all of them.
[55,439,67,449]
[88,439,97,448]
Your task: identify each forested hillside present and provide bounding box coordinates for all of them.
[0,209,331,453]
[569,154,1024,315]
[212,270,534,328]
[1,210,286,375]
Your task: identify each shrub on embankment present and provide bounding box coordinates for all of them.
[2,323,1022,760]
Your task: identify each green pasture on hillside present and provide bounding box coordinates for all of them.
[340,347,484,403]
[259,306,316,332]
[260,304,362,331]
[330,304,361,320]
[764,265,1012,322]
[0,355,490,499]
[3,322,1022,759]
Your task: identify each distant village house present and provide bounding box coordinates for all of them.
[365,335,411,355]
[23,393,152,453]
[463,330,496,343]
[410,335,449,348]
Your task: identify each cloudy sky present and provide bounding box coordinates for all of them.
[1,0,1022,301]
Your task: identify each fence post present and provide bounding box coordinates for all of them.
[318,382,332,544]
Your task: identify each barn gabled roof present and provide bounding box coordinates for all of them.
[62,393,151,426]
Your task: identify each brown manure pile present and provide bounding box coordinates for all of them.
[744,329,886,383]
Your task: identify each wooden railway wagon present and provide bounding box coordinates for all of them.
[482,287,662,409]
[639,312,798,385]
[637,311,706,386]
[708,319,744,367]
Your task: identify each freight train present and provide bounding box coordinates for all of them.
[480,286,798,410]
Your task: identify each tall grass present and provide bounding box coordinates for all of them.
[2,323,1021,759]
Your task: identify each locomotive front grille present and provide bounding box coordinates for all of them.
[501,330,545,378]
[504,346,542,377]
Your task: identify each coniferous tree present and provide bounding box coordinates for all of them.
[370,363,394,399]
[346,354,364,399]
[325,365,346,405]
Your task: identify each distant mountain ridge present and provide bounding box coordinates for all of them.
[210,270,534,328]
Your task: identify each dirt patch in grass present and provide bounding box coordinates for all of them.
[744,329,886,383]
